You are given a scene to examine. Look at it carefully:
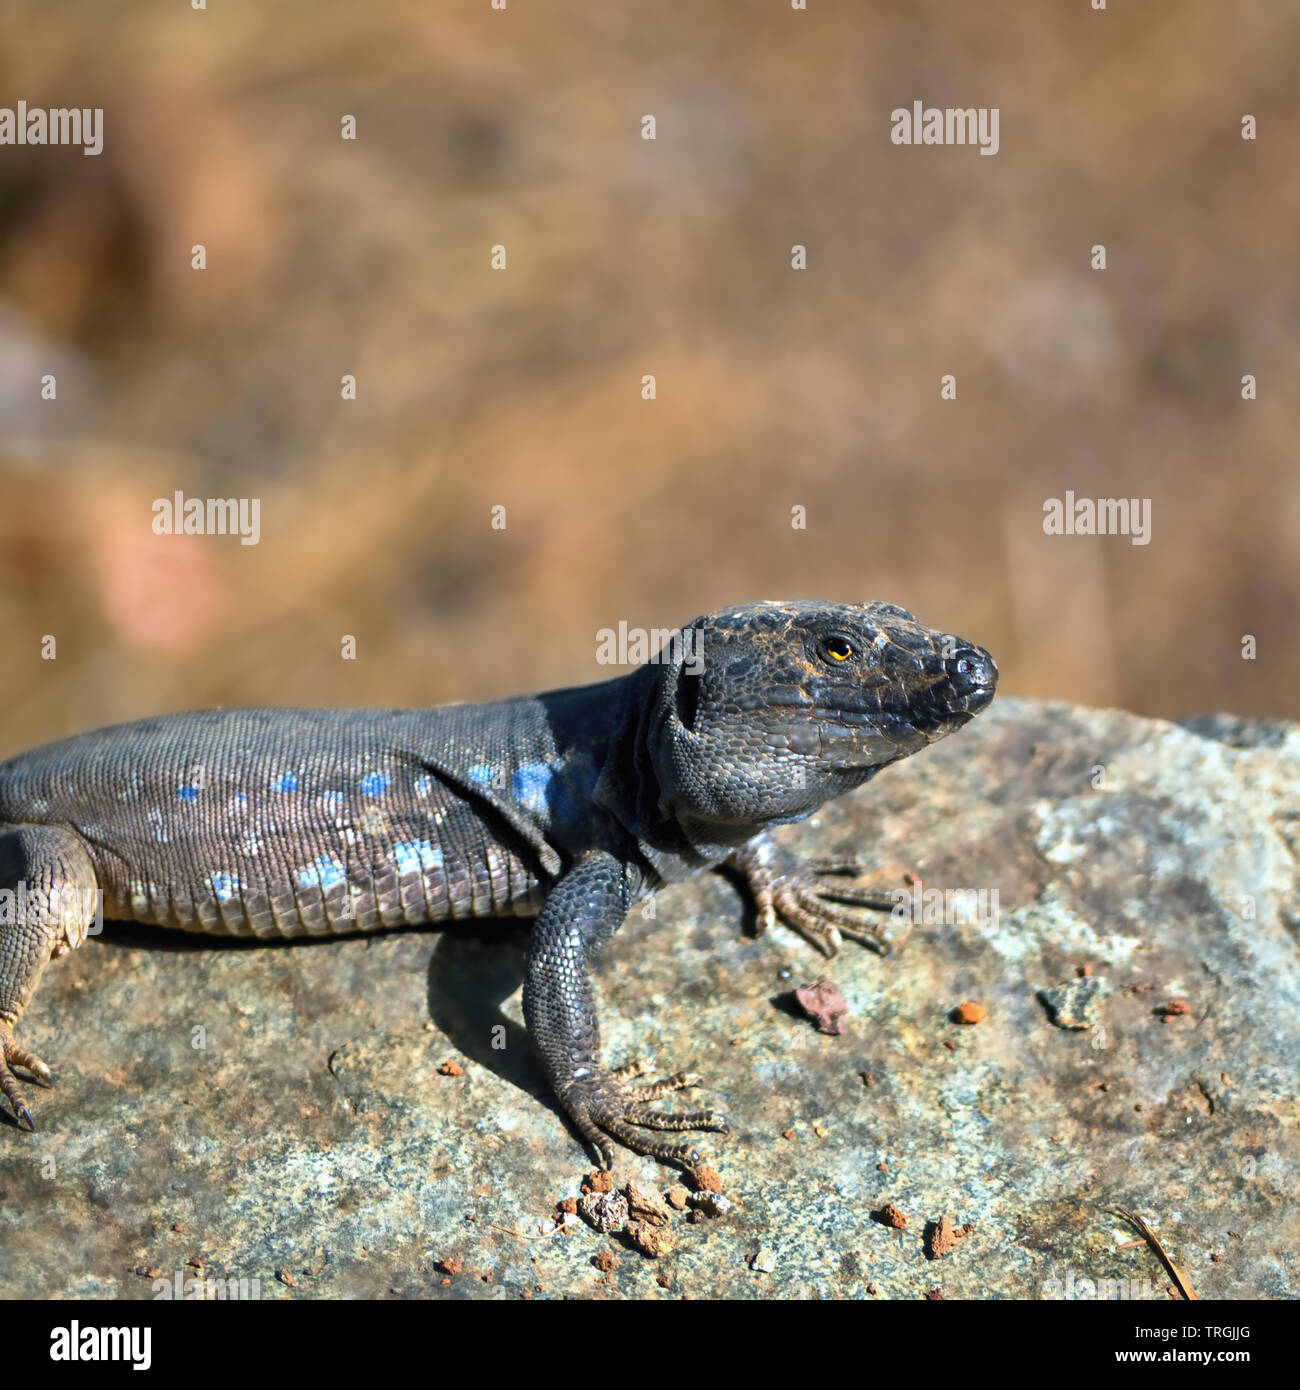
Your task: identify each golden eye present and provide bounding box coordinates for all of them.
[824,637,854,662]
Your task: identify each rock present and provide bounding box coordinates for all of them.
[578,1191,628,1235]
[925,1215,963,1259]
[1,700,1296,1299]
[1039,978,1110,1030]
[625,1181,671,1227]
[874,1203,909,1231]
[793,976,851,1035]
[625,1220,673,1259]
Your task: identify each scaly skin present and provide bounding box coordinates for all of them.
[0,600,996,1169]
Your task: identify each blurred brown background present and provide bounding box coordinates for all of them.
[1,0,1297,756]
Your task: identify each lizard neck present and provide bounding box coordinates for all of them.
[588,663,765,882]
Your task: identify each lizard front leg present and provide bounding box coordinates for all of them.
[0,825,100,1130]
[523,848,727,1170]
[727,828,901,957]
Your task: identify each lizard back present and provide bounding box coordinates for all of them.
[0,703,598,937]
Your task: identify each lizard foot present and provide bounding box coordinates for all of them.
[563,1065,728,1171]
[727,839,902,958]
[0,1027,53,1131]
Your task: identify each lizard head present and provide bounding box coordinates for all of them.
[647,599,996,842]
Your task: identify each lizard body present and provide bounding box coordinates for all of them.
[0,600,996,1167]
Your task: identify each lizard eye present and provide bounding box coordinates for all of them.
[822,636,855,662]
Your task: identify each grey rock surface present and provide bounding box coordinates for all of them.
[1,699,1296,1300]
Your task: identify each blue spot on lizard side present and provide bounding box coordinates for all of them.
[359,772,390,797]
[297,854,346,890]
[511,761,554,814]
[274,772,300,793]
[391,840,444,875]
[210,871,240,902]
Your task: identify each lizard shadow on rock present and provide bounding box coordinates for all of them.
[424,918,544,1098]
[97,920,294,954]
[98,918,545,1099]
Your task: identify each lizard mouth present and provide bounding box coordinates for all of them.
[753,707,935,773]
[776,683,995,733]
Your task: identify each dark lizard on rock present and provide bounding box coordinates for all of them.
[0,600,996,1168]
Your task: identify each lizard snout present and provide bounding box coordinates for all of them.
[945,643,998,712]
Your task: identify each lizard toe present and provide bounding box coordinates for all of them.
[610,1057,652,1081]
[0,1069,36,1131]
[0,1032,53,1130]
[806,854,873,876]
[622,1069,702,1102]
[621,1100,727,1134]
[775,882,895,956]
[593,1112,705,1170]
[5,1040,54,1088]
[813,878,901,911]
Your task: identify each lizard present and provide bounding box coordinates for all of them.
[0,599,996,1169]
